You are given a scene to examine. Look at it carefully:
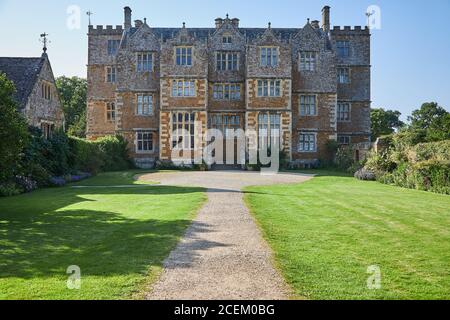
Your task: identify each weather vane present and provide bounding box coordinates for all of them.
[40,33,49,53]
[366,11,374,28]
[86,10,94,25]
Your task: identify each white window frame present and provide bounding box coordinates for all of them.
[260,47,279,67]
[337,67,350,84]
[106,66,116,83]
[137,52,154,72]
[136,94,153,116]
[172,112,195,151]
[300,51,317,71]
[300,95,317,116]
[171,80,196,97]
[257,80,282,97]
[175,46,193,66]
[106,102,116,122]
[216,52,239,71]
[212,83,241,100]
[135,131,154,153]
[258,113,282,151]
[337,103,351,122]
[298,133,317,153]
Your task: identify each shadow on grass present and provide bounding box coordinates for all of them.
[0,185,214,280]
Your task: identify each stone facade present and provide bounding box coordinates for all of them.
[0,53,64,137]
[86,6,371,168]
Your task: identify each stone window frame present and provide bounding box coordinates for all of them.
[257,79,282,97]
[106,66,117,83]
[136,52,154,72]
[106,102,116,123]
[298,132,317,153]
[337,102,352,122]
[222,34,233,44]
[171,79,197,97]
[259,46,279,67]
[136,94,154,116]
[212,83,241,101]
[216,51,239,71]
[135,130,154,154]
[258,112,282,151]
[337,67,351,84]
[336,40,350,58]
[107,39,121,56]
[41,81,52,100]
[337,135,351,146]
[40,120,55,140]
[171,112,196,151]
[174,46,193,66]
[299,51,317,72]
[299,94,318,117]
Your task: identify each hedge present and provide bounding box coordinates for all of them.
[1,130,132,197]
[362,139,450,195]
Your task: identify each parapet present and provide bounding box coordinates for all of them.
[331,26,370,35]
[88,25,124,35]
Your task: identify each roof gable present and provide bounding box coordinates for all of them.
[0,56,45,109]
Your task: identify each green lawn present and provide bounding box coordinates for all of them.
[245,171,450,300]
[0,171,206,300]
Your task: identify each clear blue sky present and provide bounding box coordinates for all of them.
[0,0,449,119]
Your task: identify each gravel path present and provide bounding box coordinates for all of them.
[139,171,313,300]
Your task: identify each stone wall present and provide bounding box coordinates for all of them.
[86,7,371,166]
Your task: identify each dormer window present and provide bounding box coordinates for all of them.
[175,47,192,66]
[300,51,317,71]
[260,47,278,67]
[223,35,232,44]
[137,52,153,72]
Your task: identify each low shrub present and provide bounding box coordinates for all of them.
[354,168,376,181]
[0,182,23,197]
[15,176,38,193]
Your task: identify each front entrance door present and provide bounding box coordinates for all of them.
[209,113,242,166]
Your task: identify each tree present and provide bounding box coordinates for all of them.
[56,76,87,138]
[408,102,450,141]
[371,108,404,141]
[0,73,29,182]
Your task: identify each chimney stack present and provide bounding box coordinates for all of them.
[311,20,320,29]
[124,6,132,30]
[135,20,143,28]
[215,18,223,29]
[322,6,330,33]
[231,18,240,28]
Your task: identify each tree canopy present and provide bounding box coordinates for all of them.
[55,76,87,138]
[0,73,29,181]
[371,108,404,141]
[408,102,450,141]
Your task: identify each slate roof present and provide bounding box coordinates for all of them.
[129,27,303,42]
[0,55,45,109]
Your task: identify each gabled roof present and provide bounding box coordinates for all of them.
[127,27,299,43]
[0,54,46,109]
